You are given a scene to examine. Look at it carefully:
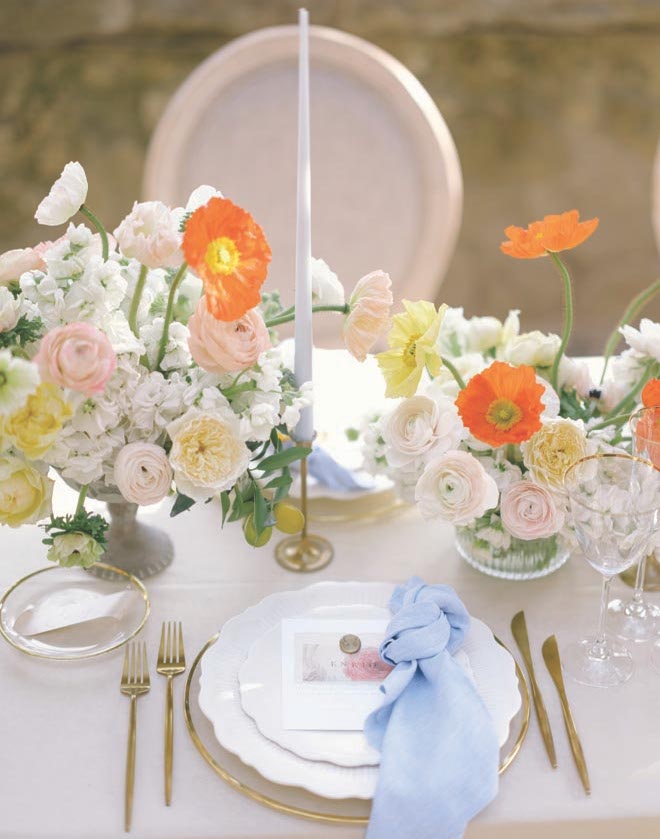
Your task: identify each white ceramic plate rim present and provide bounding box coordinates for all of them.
[198,582,520,799]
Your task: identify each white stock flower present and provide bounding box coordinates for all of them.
[414,450,499,525]
[538,377,561,419]
[481,455,523,491]
[311,258,345,307]
[381,394,463,468]
[0,351,40,414]
[114,201,183,269]
[426,353,488,399]
[0,287,21,332]
[501,330,561,368]
[114,442,173,505]
[35,162,88,226]
[465,316,502,353]
[140,318,191,371]
[620,318,660,362]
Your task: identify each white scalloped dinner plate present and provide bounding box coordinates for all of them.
[198,582,521,800]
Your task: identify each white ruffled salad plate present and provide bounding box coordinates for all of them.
[198,582,521,800]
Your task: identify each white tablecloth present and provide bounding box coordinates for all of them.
[2,482,660,839]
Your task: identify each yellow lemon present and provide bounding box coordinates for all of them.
[274,503,305,534]
[242,515,272,547]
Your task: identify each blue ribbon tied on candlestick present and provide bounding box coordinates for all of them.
[364,577,500,839]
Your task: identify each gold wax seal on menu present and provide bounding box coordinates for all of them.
[339,634,361,654]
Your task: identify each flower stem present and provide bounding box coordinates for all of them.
[600,278,660,383]
[440,356,466,389]
[79,205,109,261]
[128,264,148,338]
[155,262,188,370]
[265,303,349,328]
[75,484,88,516]
[548,251,573,393]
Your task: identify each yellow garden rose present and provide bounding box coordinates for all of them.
[521,418,593,491]
[166,407,250,501]
[2,383,72,459]
[0,454,53,526]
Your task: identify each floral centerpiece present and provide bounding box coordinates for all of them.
[363,210,660,579]
[0,162,393,571]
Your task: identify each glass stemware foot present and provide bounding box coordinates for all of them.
[608,593,660,643]
[562,636,634,687]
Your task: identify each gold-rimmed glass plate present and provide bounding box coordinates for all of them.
[0,562,150,660]
[184,633,530,825]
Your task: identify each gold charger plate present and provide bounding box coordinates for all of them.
[184,632,530,825]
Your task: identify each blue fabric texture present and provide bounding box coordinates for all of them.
[305,446,375,492]
[364,577,500,839]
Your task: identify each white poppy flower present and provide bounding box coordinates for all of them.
[35,162,88,226]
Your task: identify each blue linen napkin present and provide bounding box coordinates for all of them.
[364,577,500,839]
[290,445,375,492]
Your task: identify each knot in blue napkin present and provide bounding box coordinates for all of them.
[364,577,499,839]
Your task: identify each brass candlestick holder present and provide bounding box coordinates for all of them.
[275,443,333,572]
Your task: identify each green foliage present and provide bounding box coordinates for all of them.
[170,493,195,517]
[42,510,109,548]
[0,316,43,349]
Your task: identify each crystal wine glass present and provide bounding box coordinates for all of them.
[563,453,659,687]
[608,407,660,642]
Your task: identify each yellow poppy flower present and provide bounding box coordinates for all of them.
[376,301,447,398]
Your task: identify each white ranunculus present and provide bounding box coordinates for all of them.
[311,258,345,307]
[0,350,40,414]
[620,318,660,363]
[382,394,463,468]
[558,355,595,398]
[414,450,499,525]
[502,330,560,368]
[114,201,183,269]
[35,162,88,226]
[0,287,21,332]
[114,442,173,506]
[465,316,502,353]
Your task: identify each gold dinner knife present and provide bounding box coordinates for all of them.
[541,635,591,795]
[511,611,557,768]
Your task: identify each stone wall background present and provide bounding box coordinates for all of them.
[1,0,660,352]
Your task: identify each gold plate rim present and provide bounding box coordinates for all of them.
[0,562,150,661]
[183,630,530,825]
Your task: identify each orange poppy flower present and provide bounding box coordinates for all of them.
[182,196,272,321]
[500,210,599,259]
[642,378,660,408]
[455,361,545,448]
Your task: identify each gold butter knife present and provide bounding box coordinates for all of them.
[541,635,591,795]
[511,611,557,768]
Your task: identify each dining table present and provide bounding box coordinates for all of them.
[1,472,660,839]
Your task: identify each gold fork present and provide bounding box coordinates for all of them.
[120,641,150,832]
[156,621,186,805]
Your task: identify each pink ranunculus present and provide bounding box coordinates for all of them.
[342,647,393,681]
[500,479,565,541]
[342,270,393,362]
[35,322,117,395]
[187,296,271,374]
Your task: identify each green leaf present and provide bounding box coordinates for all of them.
[253,486,268,535]
[264,473,292,489]
[257,446,310,473]
[345,427,359,442]
[220,491,230,527]
[170,493,195,517]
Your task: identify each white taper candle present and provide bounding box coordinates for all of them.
[293,7,314,442]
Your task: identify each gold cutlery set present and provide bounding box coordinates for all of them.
[120,622,186,831]
[511,611,590,795]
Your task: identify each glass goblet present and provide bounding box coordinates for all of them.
[607,406,660,642]
[563,453,659,687]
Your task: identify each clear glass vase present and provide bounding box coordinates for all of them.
[455,526,569,580]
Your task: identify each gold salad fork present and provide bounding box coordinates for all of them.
[120,642,150,832]
[156,621,186,805]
